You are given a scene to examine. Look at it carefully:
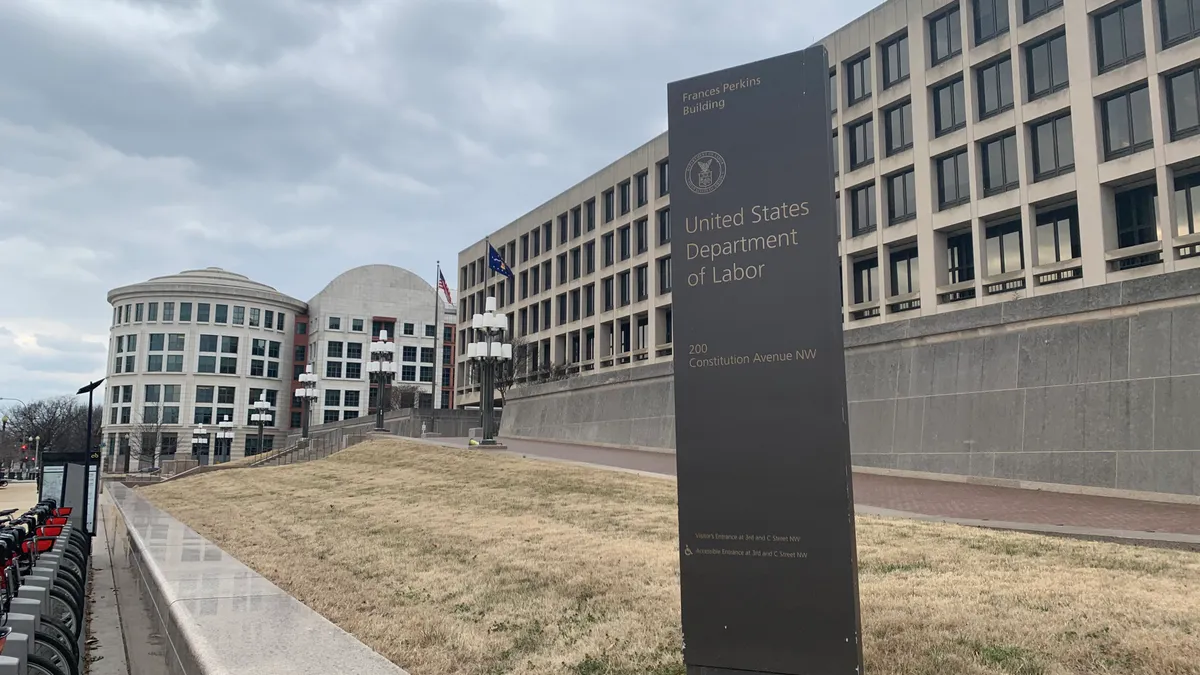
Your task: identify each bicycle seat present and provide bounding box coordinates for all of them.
[0,510,16,518]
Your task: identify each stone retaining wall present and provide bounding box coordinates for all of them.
[499,268,1200,497]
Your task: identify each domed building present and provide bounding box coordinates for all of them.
[103,265,457,468]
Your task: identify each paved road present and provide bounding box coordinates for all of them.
[437,437,1200,537]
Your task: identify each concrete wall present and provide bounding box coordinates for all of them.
[500,268,1200,496]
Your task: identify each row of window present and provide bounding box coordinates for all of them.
[323,316,438,338]
[461,160,671,290]
[834,0,1199,117]
[112,301,287,332]
[105,432,278,459]
[321,360,435,382]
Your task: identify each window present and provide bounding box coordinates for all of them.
[890,248,920,295]
[231,306,244,325]
[325,390,341,407]
[985,220,1024,275]
[268,341,280,359]
[1176,173,1200,236]
[346,362,361,379]
[981,133,1020,196]
[163,302,175,321]
[194,407,212,425]
[635,218,648,254]
[1115,184,1159,247]
[199,334,218,352]
[328,316,341,330]
[404,322,415,336]
[559,214,569,244]
[251,360,265,377]
[1168,66,1200,140]
[147,355,163,372]
[586,199,596,231]
[198,356,216,373]
[887,170,918,224]
[296,321,307,335]
[402,365,416,382]
[328,341,343,358]
[636,171,649,207]
[659,256,673,294]
[584,284,595,317]
[1096,1,1145,72]
[1027,33,1068,100]
[829,69,838,112]
[931,6,963,64]
[420,366,434,383]
[521,234,530,262]
[657,209,671,245]
[145,385,160,403]
[214,304,228,323]
[135,303,144,322]
[249,308,260,327]
[420,347,435,363]
[1024,0,1062,21]
[343,390,360,408]
[937,151,971,210]
[603,233,615,266]
[848,117,875,169]
[221,336,238,354]
[149,333,164,351]
[846,53,871,105]
[619,180,631,215]
[1102,85,1153,159]
[219,357,237,375]
[558,253,568,284]
[882,33,909,88]
[635,265,650,301]
[884,102,913,155]
[974,0,1009,44]
[1163,0,1200,47]
[326,361,343,378]
[850,183,877,236]
[166,355,183,372]
[603,188,615,222]
[218,387,235,405]
[265,310,275,330]
[346,342,362,360]
[571,206,583,239]
[933,78,966,136]
[147,302,158,321]
[196,386,215,404]
[1035,205,1080,264]
[165,333,183,351]
[977,57,1013,118]
[618,225,631,260]
[658,160,669,196]
[832,131,839,175]
[402,345,417,362]
[179,302,192,322]
[853,257,880,304]
[602,277,614,311]
[197,303,210,322]
[1032,114,1075,180]
[252,339,266,357]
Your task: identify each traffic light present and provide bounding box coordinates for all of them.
[20,444,26,452]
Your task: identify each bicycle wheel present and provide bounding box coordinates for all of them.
[56,557,86,587]
[33,632,79,675]
[38,615,80,663]
[55,572,85,607]
[27,652,69,675]
[62,547,87,572]
[47,586,82,638]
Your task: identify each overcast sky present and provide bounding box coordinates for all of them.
[0,0,876,404]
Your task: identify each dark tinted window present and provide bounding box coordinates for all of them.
[936,151,971,208]
[850,183,877,236]
[1102,85,1154,158]
[882,34,910,88]
[1027,33,1069,99]
[974,0,1010,44]
[981,133,1020,195]
[884,102,913,155]
[1096,1,1145,72]
[848,117,875,169]
[1161,0,1200,48]
[1167,67,1200,139]
[1032,114,1075,180]
[1024,0,1063,21]
[930,7,963,64]
[933,78,967,136]
[846,54,872,105]
[1115,185,1159,247]
[887,170,918,224]
[977,57,1014,118]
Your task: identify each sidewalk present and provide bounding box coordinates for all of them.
[430,437,1200,542]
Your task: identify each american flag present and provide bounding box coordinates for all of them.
[437,269,453,305]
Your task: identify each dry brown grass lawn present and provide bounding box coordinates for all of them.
[140,439,1200,675]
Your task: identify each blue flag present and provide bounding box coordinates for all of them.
[489,243,514,279]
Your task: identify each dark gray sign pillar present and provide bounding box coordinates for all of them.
[668,47,863,675]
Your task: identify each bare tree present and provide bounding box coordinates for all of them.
[0,396,101,456]
[493,335,574,405]
[387,384,422,410]
[128,414,166,471]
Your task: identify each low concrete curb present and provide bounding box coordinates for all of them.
[106,483,409,674]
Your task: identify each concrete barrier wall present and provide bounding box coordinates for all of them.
[106,483,409,674]
[500,268,1200,497]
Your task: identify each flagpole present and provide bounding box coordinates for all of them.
[433,261,441,412]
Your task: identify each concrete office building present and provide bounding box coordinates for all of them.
[104,265,456,466]
[460,0,1200,496]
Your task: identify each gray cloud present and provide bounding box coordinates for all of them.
[0,0,876,401]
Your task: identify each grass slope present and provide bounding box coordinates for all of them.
[141,440,1200,675]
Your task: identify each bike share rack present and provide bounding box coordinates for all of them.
[0,448,99,675]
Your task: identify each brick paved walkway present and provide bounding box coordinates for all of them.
[438,438,1200,536]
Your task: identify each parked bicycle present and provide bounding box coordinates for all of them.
[0,499,91,675]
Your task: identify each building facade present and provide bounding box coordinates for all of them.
[460,0,1200,497]
[104,265,455,467]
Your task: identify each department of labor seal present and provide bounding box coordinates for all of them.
[684,150,727,195]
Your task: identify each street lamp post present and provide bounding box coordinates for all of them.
[467,297,512,446]
[296,365,320,441]
[251,392,272,456]
[370,330,397,432]
[215,415,235,464]
[190,425,209,466]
